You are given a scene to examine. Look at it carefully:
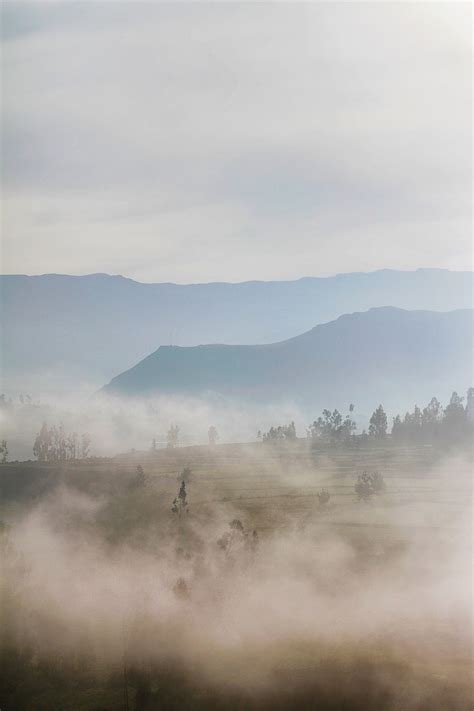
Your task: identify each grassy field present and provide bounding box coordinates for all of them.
[2,439,469,530]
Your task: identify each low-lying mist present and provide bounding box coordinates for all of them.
[1,446,472,710]
[1,393,319,460]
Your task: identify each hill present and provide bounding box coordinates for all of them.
[1,269,473,396]
[102,307,473,414]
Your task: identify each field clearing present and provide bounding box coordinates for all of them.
[2,440,471,536]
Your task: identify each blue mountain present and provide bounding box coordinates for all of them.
[1,269,472,396]
[102,307,473,414]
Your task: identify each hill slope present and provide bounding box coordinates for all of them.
[102,307,473,413]
[1,269,473,396]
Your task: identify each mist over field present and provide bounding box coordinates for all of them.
[1,440,472,710]
[0,391,304,460]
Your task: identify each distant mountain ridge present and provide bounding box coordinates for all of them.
[1,269,473,396]
[102,307,473,415]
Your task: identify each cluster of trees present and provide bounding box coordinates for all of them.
[33,423,91,462]
[262,389,473,448]
[259,421,296,442]
[308,405,356,442]
[365,391,473,443]
[391,390,474,443]
[307,403,387,442]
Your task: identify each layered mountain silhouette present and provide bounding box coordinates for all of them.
[1,269,473,396]
[101,307,473,414]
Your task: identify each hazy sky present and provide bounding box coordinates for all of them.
[1,2,472,283]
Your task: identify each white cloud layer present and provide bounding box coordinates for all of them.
[1,1,472,282]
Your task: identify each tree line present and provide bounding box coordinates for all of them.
[391,390,473,443]
[33,423,91,462]
[261,388,473,446]
[22,389,472,463]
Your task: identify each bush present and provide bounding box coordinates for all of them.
[355,471,385,501]
[316,489,331,506]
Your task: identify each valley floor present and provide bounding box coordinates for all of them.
[0,439,471,710]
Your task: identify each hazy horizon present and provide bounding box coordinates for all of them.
[2,265,473,287]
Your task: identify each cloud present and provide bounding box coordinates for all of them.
[1,2,472,281]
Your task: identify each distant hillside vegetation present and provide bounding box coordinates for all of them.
[101,307,473,414]
[1,269,473,395]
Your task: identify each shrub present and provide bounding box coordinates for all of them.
[355,471,385,501]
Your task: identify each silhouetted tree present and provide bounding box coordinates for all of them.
[262,421,296,443]
[133,465,147,488]
[317,488,330,506]
[0,440,8,463]
[439,390,472,443]
[391,414,403,439]
[171,481,188,517]
[443,391,465,426]
[33,422,52,461]
[355,471,386,501]
[369,405,387,438]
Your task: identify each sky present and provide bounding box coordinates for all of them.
[1,1,472,283]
